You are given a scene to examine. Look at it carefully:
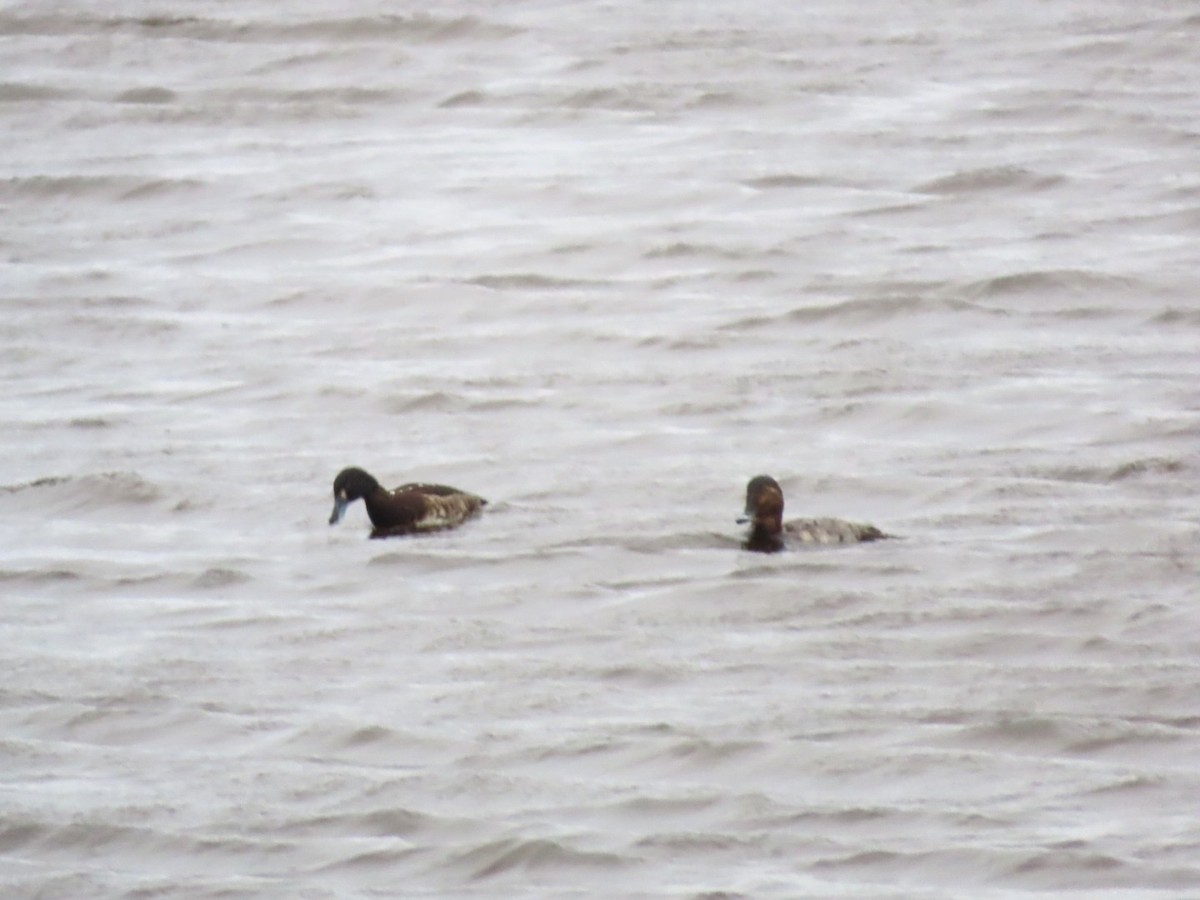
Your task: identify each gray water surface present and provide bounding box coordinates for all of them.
[2,3,1198,897]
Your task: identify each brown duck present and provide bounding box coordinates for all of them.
[739,474,891,553]
[329,467,487,539]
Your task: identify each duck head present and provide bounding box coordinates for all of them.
[329,467,381,525]
[738,474,785,537]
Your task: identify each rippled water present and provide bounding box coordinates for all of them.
[2,3,1199,897]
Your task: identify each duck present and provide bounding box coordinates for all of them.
[329,466,487,539]
[738,474,890,552]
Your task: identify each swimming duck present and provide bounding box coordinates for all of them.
[739,474,890,552]
[329,466,487,539]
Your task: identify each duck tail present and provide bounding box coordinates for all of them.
[860,525,896,542]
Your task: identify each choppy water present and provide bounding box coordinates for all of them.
[2,3,1199,897]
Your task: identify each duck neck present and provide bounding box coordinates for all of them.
[745,524,785,553]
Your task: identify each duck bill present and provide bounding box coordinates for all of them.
[329,497,349,525]
[736,514,750,524]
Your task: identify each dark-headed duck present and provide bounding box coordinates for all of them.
[329,466,487,539]
[739,474,890,553]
